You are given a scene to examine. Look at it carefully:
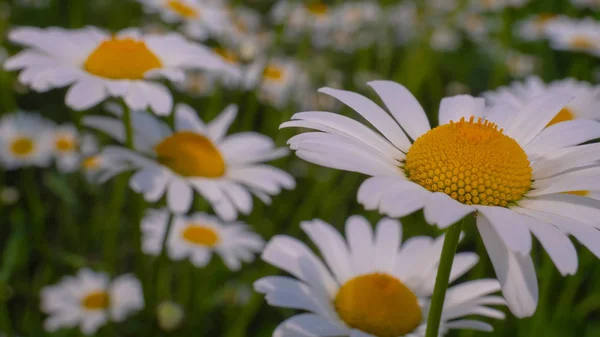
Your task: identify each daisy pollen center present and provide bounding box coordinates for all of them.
[154,131,226,178]
[82,291,110,310]
[55,136,75,152]
[166,0,200,18]
[11,137,35,156]
[404,116,532,207]
[547,107,574,126]
[570,36,596,50]
[334,273,422,337]
[182,224,219,247]
[84,37,162,80]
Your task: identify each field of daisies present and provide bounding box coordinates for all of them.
[2,0,600,336]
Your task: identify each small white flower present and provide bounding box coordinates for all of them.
[514,13,559,41]
[4,26,238,114]
[137,0,230,41]
[245,57,309,108]
[388,1,420,45]
[504,52,538,77]
[0,186,20,205]
[141,208,264,271]
[545,17,600,57]
[51,123,81,173]
[570,0,600,9]
[0,112,53,169]
[41,269,144,335]
[83,104,295,219]
[430,26,461,51]
[256,216,505,337]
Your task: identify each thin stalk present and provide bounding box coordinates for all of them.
[424,219,465,337]
[152,212,175,307]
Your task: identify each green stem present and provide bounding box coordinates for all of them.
[152,213,174,307]
[122,105,134,149]
[424,219,464,337]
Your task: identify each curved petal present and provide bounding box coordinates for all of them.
[438,95,485,125]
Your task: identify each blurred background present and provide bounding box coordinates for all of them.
[0,0,599,336]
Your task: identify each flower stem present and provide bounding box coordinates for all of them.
[424,219,464,337]
[122,104,134,149]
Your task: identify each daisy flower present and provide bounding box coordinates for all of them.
[255,216,505,337]
[50,123,83,173]
[545,17,600,57]
[281,81,600,317]
[141,208,264,270]
[271,1,334,47]
[514,13,558,42]
[137,0,230,41]
[0,112,53,169]
[484,76,600,125]
[41,269,144,335]
[83,104,295,219]
[245,57,311,108]
[570,0,600,9]
[3,26,238,115]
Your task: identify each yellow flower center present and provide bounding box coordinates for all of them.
[84,37,163,80]
[10,137,35,157]
[182,224,219,246]
[334,273,421,337]
[55,136,76,152]
[569,36,596,50]
[81,291,110,310]
[154,131,226,178]
[82,156,101,170]
[263,65,284,81]
[534,13,556,30]
[166,0,200,18]
[547,107,574,126]
[306,3,328,16]
[214,47,239,64]
[405,117,532,207]
[564,190,589,197]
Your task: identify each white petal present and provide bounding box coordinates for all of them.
[504,94,573,147]
[373,218,402,274]
[477,215,538,318]
[530,166,600,196]
[438,95,485,125]
[531,143,600,179]
[273,313,347,337]
[301,219,354,284]
[525,119,600,158]
[175,103,207,132]
[261,236,339,298]
[474,206,532,255]
[357,176,407,210]
[367,80,430,140]
[423,193,474,229]
[445,320,493,332]
[345,215,375,276]
[519,194,600,229]
[318,87,412,151]
[65,79,107,111]
[444,279,502,309]
[124,82,149,111]
[140,82,172,116]
[378,181,431,218]
[207,104,238,142]
[167,179,193,214]
[512,207,578,275]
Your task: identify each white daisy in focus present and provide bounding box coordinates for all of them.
[4,26,238,115]
[545,17,600,57]
[0,112,53,169]
[255,216,505,337]
[141,208,264,270]
[514,13,558,41]
[83,104,295,219]
[41,269,144,335]
[281,80,600,317]
[484,76,600,125]
[137,0,230,41]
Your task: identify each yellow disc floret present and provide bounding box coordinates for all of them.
[405,116,532,207]
[81,291,110,310]
[84,37,162,80]
[334,273,422,337]
[182,224,220,247]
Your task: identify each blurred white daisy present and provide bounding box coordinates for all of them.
[545,17,600,57]
[484,76,600,125]
[388,1,420,45]
[282,81,600,317]
[328,1,383,52]
[246,57,310,108]
[141,208,264,270]
[271,1,333,47]
[504,52,538,77]
[514,13,558,41]
[41,269,144,335]
[4,26,238,114]
[137,0,230,41]
[430,26,461,52]
[51,123,82,173]
[0,112,53,169]
[571,0,600,9]
[469,0,530,12]
[83,104,295,219]
[0,186,20,205]
[255,216,505,337]
[221,7,273,61]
